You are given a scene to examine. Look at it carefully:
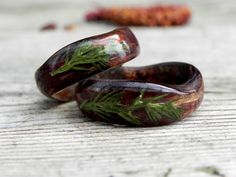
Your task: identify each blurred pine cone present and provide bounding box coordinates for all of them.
[85,5,191,26]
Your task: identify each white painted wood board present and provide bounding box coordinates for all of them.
[0,0,236,176]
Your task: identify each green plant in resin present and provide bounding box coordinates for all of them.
[50,43,110,76]
[80,90,183,125]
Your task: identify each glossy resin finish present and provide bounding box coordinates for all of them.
[76,62,204,126]
[35,27,139,101]
[35,27,204,127]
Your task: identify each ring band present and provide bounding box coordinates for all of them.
[76,62,204,126]
[35,27,204,126]
[35,27,140,101]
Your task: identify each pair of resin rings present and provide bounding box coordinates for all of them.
[35,27,204,126]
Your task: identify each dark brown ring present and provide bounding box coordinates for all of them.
[76,62,204,126]
[35,27,204,126]
[35,27,139,101]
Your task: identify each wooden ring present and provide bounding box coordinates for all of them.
[76,62,204,126]
[35,27,139,101]
[35,27,204,126]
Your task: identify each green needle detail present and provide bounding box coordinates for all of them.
[50,43,110,76]
[80,90,183,125]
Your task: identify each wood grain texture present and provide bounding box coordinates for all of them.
[0,0,236,177]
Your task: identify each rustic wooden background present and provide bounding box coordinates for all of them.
[0,0,236,176]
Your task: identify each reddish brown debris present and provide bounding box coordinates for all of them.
[85,5,191,26]
[40,23,57,31]
[64,24,78,31]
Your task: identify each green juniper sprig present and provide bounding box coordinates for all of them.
[79,91,142,125]
[80,90,183,125]
[50,43,110,76]
[130,91,183,122]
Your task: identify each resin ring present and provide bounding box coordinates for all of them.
[35,27,139,101]
[76,63,204,126]
[35,27,204,126]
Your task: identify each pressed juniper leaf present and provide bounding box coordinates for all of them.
[50,43,110,76]
[80,90,183,125]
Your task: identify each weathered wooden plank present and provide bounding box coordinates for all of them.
[1,0,236,177]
